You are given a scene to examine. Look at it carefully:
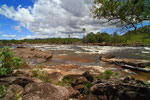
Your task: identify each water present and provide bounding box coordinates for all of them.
[1,44,150,80]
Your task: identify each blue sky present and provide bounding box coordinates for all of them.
[0,0,34,40]
[0,0,149,40]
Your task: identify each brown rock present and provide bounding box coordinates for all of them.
[72,77,88,87]
[4,84,24,100]
[82,71,94,82]
[22,83,69,100]
[66,86,80,97]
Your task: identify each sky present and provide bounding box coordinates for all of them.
[0,0,149,40]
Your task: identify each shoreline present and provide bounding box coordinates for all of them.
[1,42,150,47]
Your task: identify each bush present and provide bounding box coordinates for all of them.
[0,47,23,76]
[96,70,119,80]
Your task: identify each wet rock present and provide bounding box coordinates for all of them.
[135,80,145,85]
[4,84,24,100]
[82,71,94,82]
[22,83,69,100]
[11,78,34,88]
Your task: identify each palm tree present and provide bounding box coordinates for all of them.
[82,28,86,38]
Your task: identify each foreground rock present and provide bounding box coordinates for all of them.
[91,77,150,100]
[23,83,69,100]
[12,47,52,64]
[100,54,150,72]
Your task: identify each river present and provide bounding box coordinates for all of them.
[1,44,150,81]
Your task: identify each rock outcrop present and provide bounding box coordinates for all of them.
[23,83,69,100]
[100,54,150,72]
[12,47,53,64]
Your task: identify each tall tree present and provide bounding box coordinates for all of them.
[92,0,150,31]
[82,28,86,38]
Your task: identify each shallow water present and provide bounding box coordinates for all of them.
[2,44,150,81]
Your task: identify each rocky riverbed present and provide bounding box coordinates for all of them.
[0,45,150,100]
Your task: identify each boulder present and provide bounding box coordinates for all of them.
[11,78,34,88]
[82,71,94,82]
[72,77,88,87]
[4,84,24,100]
[90,78,150,100]
[66,86,80,97]
[22,83,69,100]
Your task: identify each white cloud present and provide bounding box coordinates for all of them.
[2,34,16,38]
[0,0,115,38]
[13,25,22,32]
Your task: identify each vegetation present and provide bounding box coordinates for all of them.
[83,25,150,45]
[92,0,150,30]
[0,47,24,76]
[32,66,51,83]
[96,70,119,80]
[0,38,81,45]
[0,85,6,98]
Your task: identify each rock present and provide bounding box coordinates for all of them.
[72,77,88,87]
[11,78,34,88]
[22,83,69,100]
[66,86,80,97]
[99,54,116,60]
[123,77,130,83]
[12,48,53,64]
[47,72,63,83]
[82,71,94,82]
[135,80,145,85]
[91,78,150,100]
[74,84,85,90]
[79,94,98,100]
[4,84,24,100]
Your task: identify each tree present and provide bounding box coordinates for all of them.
[82,28,86,38]
[92,0,150,31]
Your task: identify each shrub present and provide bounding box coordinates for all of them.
[0,85,7,98]
[0,47,24,76]
[96,70,119,80]
[32,67,51,83]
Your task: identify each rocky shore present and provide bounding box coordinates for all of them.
[0,47,150,100]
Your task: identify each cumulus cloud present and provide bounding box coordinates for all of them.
[0,0,115,39]
[13,25,22,32]
[2,34,16,38]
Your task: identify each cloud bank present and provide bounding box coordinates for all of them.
[0,0,113,39]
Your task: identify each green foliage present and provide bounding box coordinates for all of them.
[0,47,23,76]
[58,76,75,86]
[32,67,51,83]
[96,70,119,80]
[83,81,93,95]
[0,38,81,45]
[93,0,150,30]
[0,85,7,98]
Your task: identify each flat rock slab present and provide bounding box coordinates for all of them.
[12,47,52,64]
[101,58,150,68]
